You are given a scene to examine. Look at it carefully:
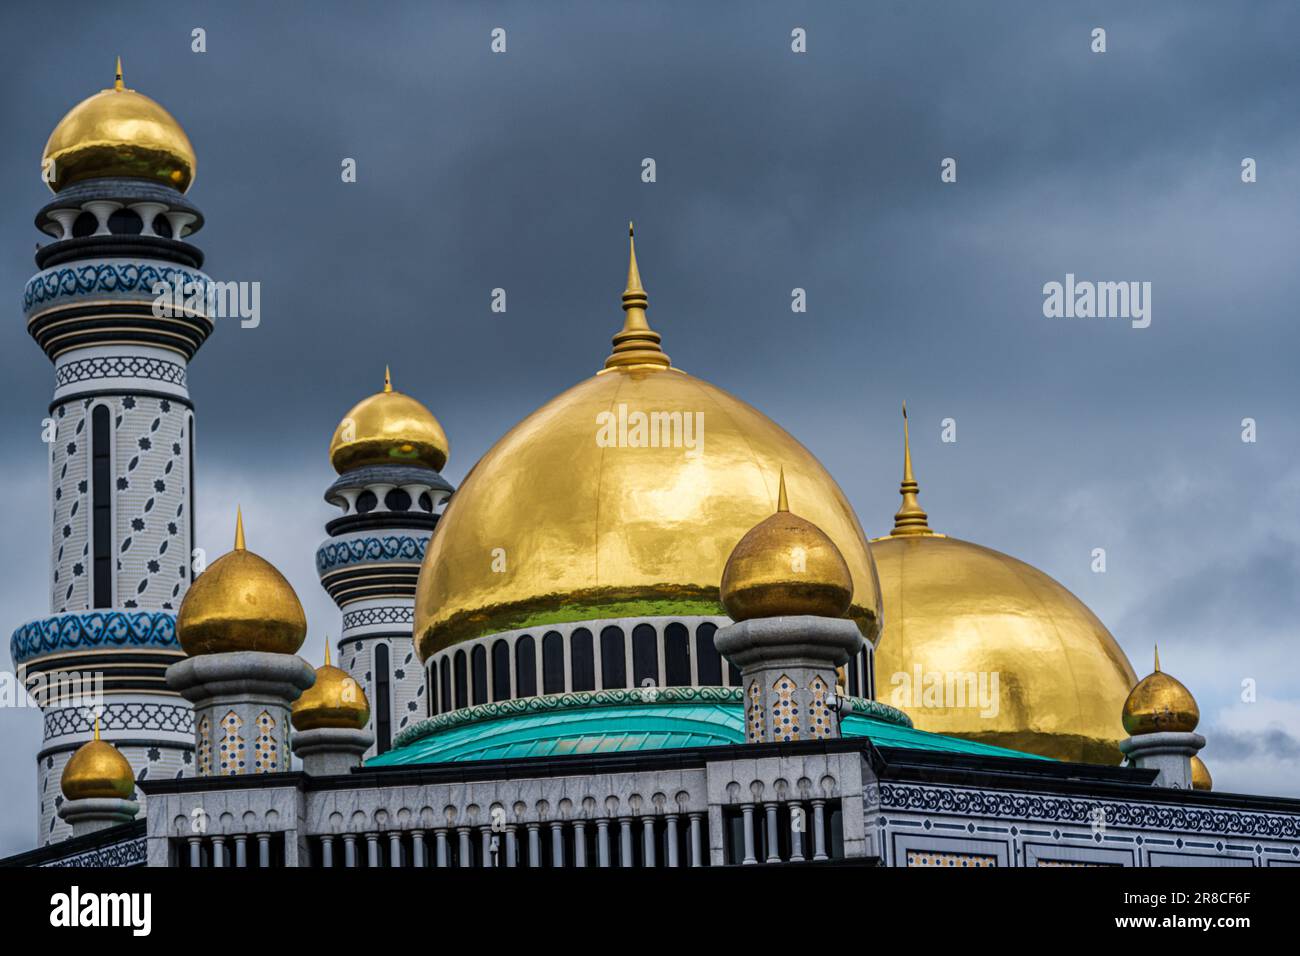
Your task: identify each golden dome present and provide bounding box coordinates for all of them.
[292,643,371,731]
[42,59,196,194]
[1122,647,1200,736]
[329,367,449,474]
[721,470,854,621]
[1191,755,1213,791]
[176,509,308,656]
[414,225,881,659]
[61,719,134,801]
[871,406,1137,765]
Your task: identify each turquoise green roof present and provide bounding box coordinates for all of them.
[366,688,1049,767]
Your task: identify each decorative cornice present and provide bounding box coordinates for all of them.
[315,534,429,574]
[25,261,213,316]
[11,610,178,666]
[392,686,909,750]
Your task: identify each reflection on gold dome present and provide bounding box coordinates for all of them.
[1191,755,1213,791]
[1122,647,1199,736]
[329,367,449,473]
[721,469,854,621]
[872,405,1137,765]
[176,509,308,656]
[42,58,196,193]
[292,643,371,731]
[61,718,134,801]
[414,225,881,659]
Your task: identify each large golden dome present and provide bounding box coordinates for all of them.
[177,510,308,656]
[329,368,449,474]
[42,59,196,193]
[61,720,134,801]
[414,226,881,659]
[871,406,1137,765]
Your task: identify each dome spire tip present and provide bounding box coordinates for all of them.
[114,56,124,92]
[603,222,671,371]
[234,506,246,551]
[890,401,934,536]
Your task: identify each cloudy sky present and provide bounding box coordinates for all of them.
[2,1,1298,853]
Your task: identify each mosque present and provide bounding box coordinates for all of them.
[5,64,1300,869]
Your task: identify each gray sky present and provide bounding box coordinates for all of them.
[2,1,1299,853]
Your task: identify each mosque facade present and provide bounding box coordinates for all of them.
[5,66,1300,870]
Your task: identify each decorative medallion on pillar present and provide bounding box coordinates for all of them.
[715,470,864,743]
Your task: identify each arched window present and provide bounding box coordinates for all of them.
[600,626,626,689]
[428,661,437,716]
[695,622,722,685]
[374,643,392,753]
[471,645,488,705]
[491,640,510,701]
[847,649,861,698]
[632,624,659,688]
[439,657,452,714]
[515,636,537,698]
[570,628,595,691]
[91,404,112,608]
[542,631,564,694]
[453,650,467,710]
[664,623,691,686]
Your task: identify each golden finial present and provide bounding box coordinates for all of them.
[325,640,332,667]
[383,366,392,393]
[777,467,789,512]
[890,401,934,536]
[603,222,672,371]
[1154,644,1161,673]
[234,506,246,551]
[114,56,125,92]
[93,714,101,741]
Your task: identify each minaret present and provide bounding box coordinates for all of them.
[320,368,453,756]
[11,61,210,844]
[715,470,864,744]
[1119,647,1205,788]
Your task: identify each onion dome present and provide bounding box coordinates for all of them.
[61,718,134,800]
[292,642,371,731]
[176,509,308,656]
[720,470,854,621]
[1122,647,1200,735]
[871,403,1138,765]
[1190,755,1213,791]
[414,224,881,659]
[328,367,449,474]
[42,58,196,194]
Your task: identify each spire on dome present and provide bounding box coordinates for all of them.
[383,366,392,393]
[325,641,332,667]
[603,222,672,371]
[1154,644,1161,673]
[234,506,246,551]
[890,402,933,536]
[777,467,789,513]
[113,56,124,92]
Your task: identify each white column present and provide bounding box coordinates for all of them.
[435,829,449,867]
[82,200,121,236]
[211,836,226,868]
[258,833,271,868]
[342,834,356,867]
[765,803,781,863]
[619,818,634,867]
[481,827,494,868]
[233,835,248,868]
[574,822,588,868]
[642,817,656,868]
[411,831,425,868]
[596,819,611,867]
[457,827,472,867]
[665,815,680,867]
[741,805,758,865]
[389,832,403,867]
[790,806,805,862]
[187,836,202,868]
[688,813,703,867]
[527,823,542,867]
[322,835,336,868]
[551,822,565,867]
[365,833,380,867]
[505,827,518,867]
[811,799,828,862]
[129,201,168,237]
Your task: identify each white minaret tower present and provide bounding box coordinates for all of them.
[11,61,211,844]
[318,368,453,757]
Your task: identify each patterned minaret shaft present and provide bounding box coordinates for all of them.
[10,63,211,844]
[320,369,454,757]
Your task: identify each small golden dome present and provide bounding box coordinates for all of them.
[721,470,854,621]
[1191,755,1213,791]
[177,509,308,656]
[1122,647,1200,735]
[329,367,449,474]
[42,58,196,193]
[292,643,371,731]
[61,719,134,800]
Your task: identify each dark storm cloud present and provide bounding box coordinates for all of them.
[2,0,1299,852]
